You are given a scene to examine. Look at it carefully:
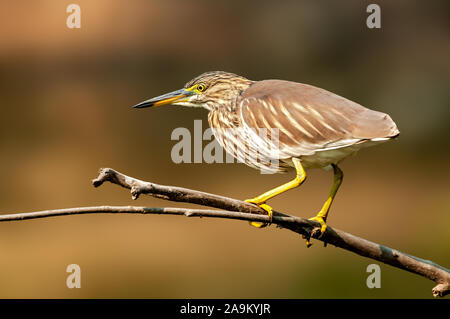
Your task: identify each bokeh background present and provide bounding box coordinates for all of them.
[0,0,449,298]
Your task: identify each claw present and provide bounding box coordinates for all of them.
[302,234,313,248]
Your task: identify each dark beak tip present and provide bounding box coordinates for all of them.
[132,102,153,109]
[132,88,190,109]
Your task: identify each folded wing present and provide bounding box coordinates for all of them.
[238,80,399,159]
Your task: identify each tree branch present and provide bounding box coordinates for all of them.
[1,167,448,297]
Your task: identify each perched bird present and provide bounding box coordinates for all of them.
[133,71,399,243]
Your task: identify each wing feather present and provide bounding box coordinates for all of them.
[237,80,399,159]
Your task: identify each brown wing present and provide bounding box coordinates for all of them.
[237,80,399,158]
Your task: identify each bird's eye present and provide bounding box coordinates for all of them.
[197,84,207,92]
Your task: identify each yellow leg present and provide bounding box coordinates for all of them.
[247,158,306,228]
[307,164,343,244]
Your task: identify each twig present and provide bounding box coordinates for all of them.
[0,167,448,297]
[0,206,275,223]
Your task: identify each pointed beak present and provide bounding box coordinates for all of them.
[132,88,194,108]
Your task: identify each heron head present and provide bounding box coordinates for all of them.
[132,71,253,111]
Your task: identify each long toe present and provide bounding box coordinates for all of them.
[245,199,273,228]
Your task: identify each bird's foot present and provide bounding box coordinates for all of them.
[244,199,273,228]
[305,214,328,247]
[309,215,327,234]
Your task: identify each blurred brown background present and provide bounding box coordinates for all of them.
[0,0,449,298]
